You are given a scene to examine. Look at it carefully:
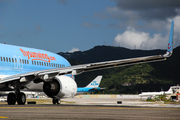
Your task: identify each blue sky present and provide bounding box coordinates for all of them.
[0,0,180,53]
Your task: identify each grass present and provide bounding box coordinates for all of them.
[26,98,76,104]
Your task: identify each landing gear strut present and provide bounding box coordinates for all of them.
[52,98,60,104]
[7,92,26,105]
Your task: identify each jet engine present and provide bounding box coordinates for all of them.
[43,75,77,99]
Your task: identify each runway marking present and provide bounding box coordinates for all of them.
[0,106,180,111]
[0,116,8,118]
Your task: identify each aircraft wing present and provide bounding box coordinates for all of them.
[89,87,101,91]
[89,87,105,91]
[0,20,174,86]
[0,53,169,84]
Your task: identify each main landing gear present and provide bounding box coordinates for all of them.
[7,92,26,105]
[52,98,61,104]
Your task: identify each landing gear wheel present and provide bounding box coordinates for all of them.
[52,98,61,104]
[7,93,16,105]
[17,92,26,105]
[57,99,61,104]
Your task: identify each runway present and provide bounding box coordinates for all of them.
[0,104,180,120]
[1,97,180,120]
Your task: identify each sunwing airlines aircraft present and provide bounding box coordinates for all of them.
[0,20,174,105]
[0,76,103,104]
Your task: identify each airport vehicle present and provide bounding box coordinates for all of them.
[76,76,104,95]
[0,20,174,105]
[139,86,180,97]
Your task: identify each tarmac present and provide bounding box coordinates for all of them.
[62,97,180,108]
[0,97,180,120]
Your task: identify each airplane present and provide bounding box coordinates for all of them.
[139,85,180,97]
[0,76,103,97]
[76,76,104,95]
[0,20,174,105]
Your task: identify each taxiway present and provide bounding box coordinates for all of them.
[0,98,180,119]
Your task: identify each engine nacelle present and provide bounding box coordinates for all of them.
[43,75,77,99]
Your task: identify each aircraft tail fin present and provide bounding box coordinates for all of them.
[167,87,173,92]
[163,20,174,57]
[86,76,102,88]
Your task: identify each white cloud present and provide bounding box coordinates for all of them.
[113,27,168,50]
[68,47,80,53]
[113,15,180,50]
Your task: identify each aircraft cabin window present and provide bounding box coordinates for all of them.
[15,59,17,63]
[27,60,29,64]
[12,58,14,62]
[42,62,43,66]
[20,59,21,63]
[3,57,5,62]
[49,63,51,67]
[9,58,11,62]
[34,61,36,65]
[6,57,8,62]
[1,57,2,61]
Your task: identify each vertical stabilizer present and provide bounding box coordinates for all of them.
[86,76,102,88]
[167,86,173,93]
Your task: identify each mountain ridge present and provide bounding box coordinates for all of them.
[58,45,166,63]
[58,45,180,94]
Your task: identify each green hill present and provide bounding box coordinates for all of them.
[58,46,180,94]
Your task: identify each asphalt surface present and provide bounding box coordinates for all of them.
[1,98,180,120]
[0,104,180,120]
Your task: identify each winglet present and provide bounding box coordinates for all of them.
[163,20,174,57]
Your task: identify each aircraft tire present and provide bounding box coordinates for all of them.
[53,98,56,104]
[57,99,61,104]
[7,93,16,105]
[52,98,60,104]
[17,92,26,105]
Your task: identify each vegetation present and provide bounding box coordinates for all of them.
[59,45,180,94]
[146,95,172,103]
